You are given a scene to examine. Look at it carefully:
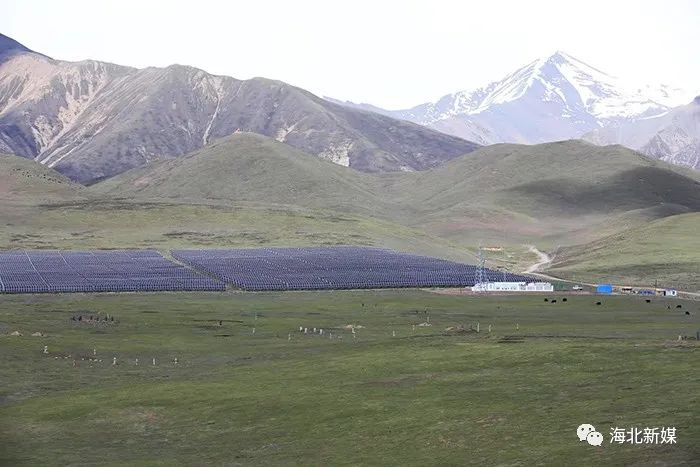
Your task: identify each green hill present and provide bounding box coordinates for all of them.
[95,137,700,234]
[92,133,389,217]
[390,141,700,244]
[548,213,700,292]
[0,153,84,201]
[1,144,472,262]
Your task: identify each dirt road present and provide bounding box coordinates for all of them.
[524,245,552,274]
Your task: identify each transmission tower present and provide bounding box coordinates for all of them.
[476,247,486,286]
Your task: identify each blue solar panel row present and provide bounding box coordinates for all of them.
[172,247,533,291]
[0,250,226,294]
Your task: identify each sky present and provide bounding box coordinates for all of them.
[1,0,698,109]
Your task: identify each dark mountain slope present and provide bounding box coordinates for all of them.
[0,34,479,183]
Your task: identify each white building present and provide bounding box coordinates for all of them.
[471,282,554,292]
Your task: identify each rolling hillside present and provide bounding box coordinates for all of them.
[0,152,83,201]
[410,141,700,211]
[97,136,700,221]
[91,132,388,216]
[547,213,700,291]
[92,136,700,237]
[378,140,700,244]
[0,146,473,263]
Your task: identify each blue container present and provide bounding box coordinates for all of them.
[596,284,613,294]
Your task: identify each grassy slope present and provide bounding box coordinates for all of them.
[548,213,700,291]
[91,133,390,217]
[0,140,475,261]
[0,199,476,262]
[385,141,700,242]
[0,291,698,465]
[0,153,84,201]
[88,137,700,285]
[96,137,700,235]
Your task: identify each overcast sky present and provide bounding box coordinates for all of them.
[2,0,698,109]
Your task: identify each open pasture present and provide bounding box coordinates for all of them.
[1,290,698,465]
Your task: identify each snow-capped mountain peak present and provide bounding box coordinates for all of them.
[359,51,694,147]
[327,51,697,170]
[439,51,683,122]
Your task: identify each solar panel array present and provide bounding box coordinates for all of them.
[172,247,533,291]
[0,250,225,293]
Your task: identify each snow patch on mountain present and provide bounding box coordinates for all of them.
[422,51,689,125]
[332,51,694,150]
[584,96,700,170]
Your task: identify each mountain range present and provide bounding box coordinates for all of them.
[2,32,697,180]
[0,33,477,183]
[583,96,700,169]
[329,51,699,169]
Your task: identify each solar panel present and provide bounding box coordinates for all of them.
[172,247,534,291]
[0,250,226,294]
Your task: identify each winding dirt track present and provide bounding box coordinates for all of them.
[524,245,552,274]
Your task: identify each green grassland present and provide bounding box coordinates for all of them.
[1,291,698,465]
[91,135,700,247]
[0,153,85,202]
[90,134,391,218]
[379,140,700,243]
[548,213,700,291]
[0,199,480,264]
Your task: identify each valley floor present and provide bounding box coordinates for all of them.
[1,291,698,465]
